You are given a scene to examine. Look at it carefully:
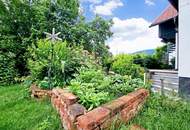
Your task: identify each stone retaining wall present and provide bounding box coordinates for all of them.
[31,86,149,130]
[30,84,52,98]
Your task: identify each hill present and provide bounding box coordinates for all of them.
[133,49,155,55]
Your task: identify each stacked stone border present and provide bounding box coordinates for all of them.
[31,84,149,130]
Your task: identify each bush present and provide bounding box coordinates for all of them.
[69,67,144,110]
[111,54,144,79]
[28,40,101,89]
[133,54,172,69]
[0,52,18,85]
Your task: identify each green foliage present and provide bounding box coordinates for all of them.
[133,45,172,69]
[28,40,101,89]
[0,84,61,130]
[111,54,145,78]
[0,52,17,85]
[154,45,167,60]
[127,94,190,130]
[0,0,42,76]
[69,67,144,110]
[0,0,113,85]
[28,40,75,87]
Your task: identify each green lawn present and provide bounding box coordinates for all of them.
[0,84,62,130]
[116,94,190,130]
[1,85,190,130]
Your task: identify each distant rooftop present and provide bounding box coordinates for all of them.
[150,5,178,27]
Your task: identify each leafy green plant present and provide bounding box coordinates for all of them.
[28,40,101,89]
[0,52,17,85]
[112,54,144,79]
[0,0,113,80]
[69,81,111,110]
[69,67,145,110]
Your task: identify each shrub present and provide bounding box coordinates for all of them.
[0,52,18,85]
[111,54,144,79]
[28,40,101,89]
[133,54,172,69]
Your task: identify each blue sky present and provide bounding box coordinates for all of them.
[80,0,170,54]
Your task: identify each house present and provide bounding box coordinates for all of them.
[149,0,190,98]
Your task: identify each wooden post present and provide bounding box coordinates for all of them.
[143,73,146,85]
[160,79,164,96]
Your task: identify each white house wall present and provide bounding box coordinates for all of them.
[179,0,190,98]
[179,0,190,78]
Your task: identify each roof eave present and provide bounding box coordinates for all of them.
[168,0,178,10]
[149,15,178,28]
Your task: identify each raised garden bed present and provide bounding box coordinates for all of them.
[31,85,149,130]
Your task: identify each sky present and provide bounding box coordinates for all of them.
[80,0,169,55]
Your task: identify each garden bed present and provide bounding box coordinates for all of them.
[31,84,149,130]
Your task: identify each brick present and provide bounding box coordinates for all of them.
[55,88,67,94]
[132,98,146,109]
[137,89,149,96]
[51,88,149,130]
[59,103,66,116]
[127,93,143,101]
[61,114,71,130]
[30,84,52,98]
[52,88,78,105]
[77,114,96,130]
[132,89,149,99]
[52,98,61,111]
[118,95,136,106]
[100,114,121,130]
[118,89,149,107]
[102,99,125,116]
[59,104,78,130]
[52,88,61,97]
[60,92,78,105]
[77,107,110,130]
[130,124,146,130]
[120,104,135,122]
[121,104,133,116]
[67,103,86,122]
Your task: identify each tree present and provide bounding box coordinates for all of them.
[0,0,113,85]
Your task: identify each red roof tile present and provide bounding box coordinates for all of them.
[150,4,178,27]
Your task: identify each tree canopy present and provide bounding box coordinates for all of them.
[0,0,113,85]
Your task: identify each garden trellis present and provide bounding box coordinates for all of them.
[44,28,62,89]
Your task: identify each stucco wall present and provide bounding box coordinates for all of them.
[179,0,190,78]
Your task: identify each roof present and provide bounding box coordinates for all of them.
[150,5,178,27]
[168,0,178,10]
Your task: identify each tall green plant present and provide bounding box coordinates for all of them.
[28,40,101,89]
[0,0,113,83]
[0,52,17,85]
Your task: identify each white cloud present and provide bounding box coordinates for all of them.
[92,0,124,16]
[145,0,155,6]
[107,17,163,55]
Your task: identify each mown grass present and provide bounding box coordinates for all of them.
[0,84,62,130]
[115,94,190,130]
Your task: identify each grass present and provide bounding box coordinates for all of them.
[0,84,62,130]
[1,85,190,130]
[115,94,190,130]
